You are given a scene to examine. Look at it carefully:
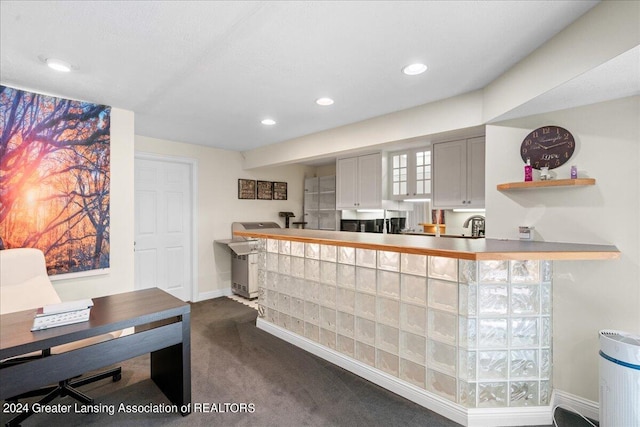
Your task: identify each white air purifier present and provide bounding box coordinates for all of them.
[599,330,640,427]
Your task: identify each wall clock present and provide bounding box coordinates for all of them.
[520,125,575,169]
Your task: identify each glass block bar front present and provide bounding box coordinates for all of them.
[257,238,552,409]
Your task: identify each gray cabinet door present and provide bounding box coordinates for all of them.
[433,139,467,208]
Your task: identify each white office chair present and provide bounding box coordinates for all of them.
[0,248,122,427]
[0,248,62,314]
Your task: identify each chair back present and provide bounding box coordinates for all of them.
[0,248,61,314]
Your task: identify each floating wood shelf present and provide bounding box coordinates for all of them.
[497,178,596,191]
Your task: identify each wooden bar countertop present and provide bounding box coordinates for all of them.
[234,228,620,261]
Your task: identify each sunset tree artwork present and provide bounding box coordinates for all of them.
[0,86,111,275]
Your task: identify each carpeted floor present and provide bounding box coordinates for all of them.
[1,297,596,427]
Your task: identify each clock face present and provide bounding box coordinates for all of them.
[520,126,575,170]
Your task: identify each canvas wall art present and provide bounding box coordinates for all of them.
[0,85,111,276]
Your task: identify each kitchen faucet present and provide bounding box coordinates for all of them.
[463,215,485,237]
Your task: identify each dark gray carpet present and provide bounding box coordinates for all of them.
[1,297,595,427]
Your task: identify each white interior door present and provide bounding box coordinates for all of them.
[135,156,193,301]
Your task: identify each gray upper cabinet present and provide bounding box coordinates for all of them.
[336,152,383,209]
[432,136,485,209]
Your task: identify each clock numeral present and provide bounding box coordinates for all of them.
[568,141,573,148]
[564,152,569,159]
[525,139,531,146]
[534,161,540,168]
[522,148,527,154]
[555,159,560,166]
[543,127,550,135]
[532,131,539,138]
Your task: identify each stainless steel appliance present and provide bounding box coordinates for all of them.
[340,218,405,234]
[216,221,280,299]
[341,219,376,232]
[388,217,406,234]
[340,219,360,232]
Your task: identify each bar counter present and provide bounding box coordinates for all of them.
[234,228,619,426]
[234,228,619,261]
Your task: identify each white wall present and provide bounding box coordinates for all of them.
[135,135,313,300]
[53,108,136,300]
[485,96,640,401]
[314,163,336,177]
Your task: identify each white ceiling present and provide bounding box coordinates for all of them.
[1,1,602,152]
[491,45,640,123]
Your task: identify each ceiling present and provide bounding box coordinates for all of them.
[0,1,603,152]
[491,45,640,123]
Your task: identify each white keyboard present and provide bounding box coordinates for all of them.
[31,299,94,331]
[41,299,94,314]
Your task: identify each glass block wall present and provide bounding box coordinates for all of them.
[256,238,552,408]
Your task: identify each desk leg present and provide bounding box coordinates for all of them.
[150,313,191,415]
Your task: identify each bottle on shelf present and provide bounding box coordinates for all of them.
[524,158,533,182]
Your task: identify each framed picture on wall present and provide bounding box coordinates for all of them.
[238,179,256,199]
[257,180,273,200]
[273,182,287,200]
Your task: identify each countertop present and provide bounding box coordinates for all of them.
[400,232,484,239]
[233,228,620,261]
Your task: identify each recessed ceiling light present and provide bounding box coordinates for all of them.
[316,97,334,106]
[261,118,276,126]
[46,58,72,72]
[402,63,427,76]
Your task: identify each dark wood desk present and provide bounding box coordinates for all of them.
[0,288,191,413]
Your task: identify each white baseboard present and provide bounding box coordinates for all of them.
[552,389,599,423]
[257,318,553,427]
[195,287,232,302]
